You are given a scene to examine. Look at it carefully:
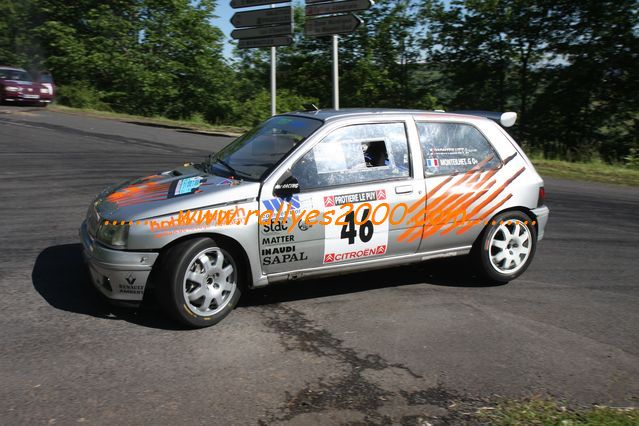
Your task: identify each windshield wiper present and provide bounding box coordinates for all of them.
[206,155,258,181]
[215,159,238,177]
[206,154,236,177]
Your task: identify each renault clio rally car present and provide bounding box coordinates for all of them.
[80,109,549,328]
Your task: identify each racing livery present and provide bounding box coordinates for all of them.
[80,109,549,327]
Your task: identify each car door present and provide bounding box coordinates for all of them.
[258,119,423,276]
[414,120,503,252]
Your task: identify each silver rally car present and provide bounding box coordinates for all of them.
[80,109,549,327]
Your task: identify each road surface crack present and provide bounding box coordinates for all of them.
[258,304,474,424]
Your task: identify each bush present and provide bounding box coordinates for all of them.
[55,82,111,111]
[624,148,639,170]
[229,89,319,127]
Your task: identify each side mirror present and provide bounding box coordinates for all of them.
[273,171,300,200]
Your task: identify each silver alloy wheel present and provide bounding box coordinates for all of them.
[182,247,237,317]
[488,219,532,274]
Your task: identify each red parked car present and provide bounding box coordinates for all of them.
[0,66,54,106]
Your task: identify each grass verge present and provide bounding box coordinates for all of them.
[476,398,639,425]
[530,158,639,187]
[49,104,247,136]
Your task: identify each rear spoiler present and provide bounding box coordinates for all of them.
[452,110,517,128]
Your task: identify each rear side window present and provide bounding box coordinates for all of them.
[416,123,500,176]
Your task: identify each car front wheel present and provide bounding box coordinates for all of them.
[155,237,242,328]
[472,210,537,283]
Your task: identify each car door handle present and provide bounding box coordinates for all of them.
[395,185,413,194]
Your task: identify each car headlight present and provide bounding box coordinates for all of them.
[40,87,50,94]
[96,222,130,248]
[5,86,21,92]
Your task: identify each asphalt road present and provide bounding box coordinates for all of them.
[1,105,638,425]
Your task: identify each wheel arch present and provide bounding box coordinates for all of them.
[472,206,539,249]
[152,232,253,290]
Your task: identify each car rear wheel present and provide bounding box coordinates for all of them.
[472,210,537,283]
[155,237,242,328]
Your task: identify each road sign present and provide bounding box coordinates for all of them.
[305,13,363,37]
[230,0,288,8]
[238,36,293,49]
[231,6,292,28]
[231,23,293,39]
[306,0,372,16]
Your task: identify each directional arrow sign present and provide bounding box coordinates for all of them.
[238,36,293,49]
[306,0,373,16]
[231,23,293,39]
[230,0,288,8]
[231,6,291,28]
[305,13,363,37]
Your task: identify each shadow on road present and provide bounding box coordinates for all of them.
[240,257,503,308]
[32,244,503,328]
[31,244,185,330]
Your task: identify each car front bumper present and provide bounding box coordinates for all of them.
[532,205,550,240]
[79,221,159,303]
[3,92,52,102]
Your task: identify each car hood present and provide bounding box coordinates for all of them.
[3,79,43,88]
[93,165,261,221]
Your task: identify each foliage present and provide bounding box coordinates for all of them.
[55,81,110,110]
[477,397,639,425]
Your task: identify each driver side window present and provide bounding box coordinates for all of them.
[291,122,410,191]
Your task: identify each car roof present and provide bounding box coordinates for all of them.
[283,108,488,123]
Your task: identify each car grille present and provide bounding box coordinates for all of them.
[86,205,100,237]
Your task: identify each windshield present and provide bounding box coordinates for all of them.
[0,69,32,81]
[207,116,323,180]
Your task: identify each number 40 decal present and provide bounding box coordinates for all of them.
[340,209,374,244]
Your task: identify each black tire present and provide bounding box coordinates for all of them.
[471,210,537,283]
[154,237,243,328]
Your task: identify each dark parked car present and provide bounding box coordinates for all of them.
[0,66,53,106]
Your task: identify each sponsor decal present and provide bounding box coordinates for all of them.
[118,284,144,295]
[426,158,439,167]
[261,235,295,245]
[262,195,301,212]
[171,176,203,197]
[298,220,311,231]
[216,178,241,187]
[261,245,296,256]
[324,245,387,263]
[262,222,290,233]
[438,158,478,167]
[125,273,136,285]
[261,244,308,265]
[323,191,390,262]
[324,190,382,207]
[324,195,335,207]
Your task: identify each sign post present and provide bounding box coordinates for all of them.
[332,35,339,110]
[271,43,277,116]
[231,1,293,116]
[304,1,371,110]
